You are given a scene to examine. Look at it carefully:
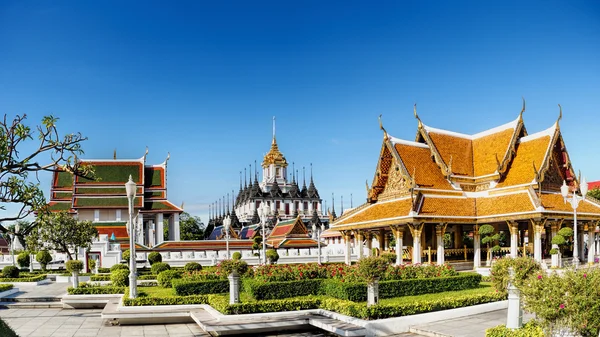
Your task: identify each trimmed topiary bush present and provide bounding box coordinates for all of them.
[2,265,19,279]
[157,270,182,288]
[184,262,202,272]
[490,256,540,294]
[17,252,30,268]
[66,260,84,273]
[151,262,170,275]
[486,321,543,337]
[110,264,129,272]
[357,256,389,283]
[111,269,129,287]
[122,249,130,263]
[218,259,249,276]
[148,252,162,265]
[232,252,242,260]
[87,258,96,272]
[36,251,53,271]
[266,249,279,264]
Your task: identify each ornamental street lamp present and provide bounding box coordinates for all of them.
[125,175,137,299]
[10,224,19,267]
[561,178,588,268]
[223,215,231,259]
[317,224,324,265]
[258,203,270,265]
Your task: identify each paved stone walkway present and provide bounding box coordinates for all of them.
[1,308,209,337]
[410,309,535,337]
[2,282,70,300]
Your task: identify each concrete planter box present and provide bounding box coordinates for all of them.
[0,279,51,286]
[56,275,90,283]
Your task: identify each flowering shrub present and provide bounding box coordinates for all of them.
[218,259,249,276]
[252,263,329,282]
[490,257,540,294]
[357,257,389,283]
[520,269,600,336]
[383,264,458,281]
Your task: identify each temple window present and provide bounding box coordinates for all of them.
[276,167,280,177]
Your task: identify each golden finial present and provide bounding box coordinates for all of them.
[143,146,149,161]
[557,104,562,123]
[413,103,423,128]
[520,97,526,119]
[180,201,185,209]
[365,180,370,194]
[378,114,388,140]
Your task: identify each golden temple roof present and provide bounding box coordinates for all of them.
[262,136,288,168]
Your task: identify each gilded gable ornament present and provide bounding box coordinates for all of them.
[379,164,409,199]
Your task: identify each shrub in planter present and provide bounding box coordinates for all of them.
[36,251,53,271]
[88,258,96,272]
[490,257,540,294]
[232,252,242,260]
[148,252,162,265]
[122,249,130,263]
[17,251,30,268]
[2,265,19,279]
[111,269,129,287]
[218,259,248,276]
[157,270,182,288]
[266,249,279,264]
[98,267,111,273]
[357,256,389,283]
[66,260,84,273]
[184,262,202,272]
[151,262,170,275]
[110,264,129,272]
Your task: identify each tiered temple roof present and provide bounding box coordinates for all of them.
[332,104,600,231]
[48,153,182,244]
[267,216,323,249]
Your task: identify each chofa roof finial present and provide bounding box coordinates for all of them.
[378,114,388,140]
[414,103,423,128]
[557,104,562,124]
[520,97,526,119]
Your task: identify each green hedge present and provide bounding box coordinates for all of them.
[98,268,111,273]
[322,273,482,302]
[0,284,14,292]
[172,279,229,296]
[139,274,157,280]
[90,275,111,281]
[319,292,506,320]
[244,279,323,300]
[68,286,126,295]
[209,295,321,315]
[486,321,543,337]
[0,274,47,282]
[123,292,210,306]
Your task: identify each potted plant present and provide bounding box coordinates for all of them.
[66,260,84,288]
[357,256,389,307]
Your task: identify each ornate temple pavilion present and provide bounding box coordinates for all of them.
[330,103,600,266]
[48,151,183,249]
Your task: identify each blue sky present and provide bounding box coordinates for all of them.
[1,1,599,224]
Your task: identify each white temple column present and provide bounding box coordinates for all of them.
[356,231,364,259]
[532,221,543,263]
[408,223,423,264]
[156,213,164,244]
[365,233,372,257]
[473,225,481,268]
[343,232,352,265]
[393,225,404,266]
[136,214,144,245]
[588,224,595,264]
[579,225,585,263]
[173,213,180,241]
[436,224,447,265]
[508,222,519,258]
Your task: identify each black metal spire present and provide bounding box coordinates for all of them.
[308,163,319,198]
[331,193,337,219]
[340,195,344,216]
[226,193,230,216]
[301,166,308,197]
[351,193,353,208]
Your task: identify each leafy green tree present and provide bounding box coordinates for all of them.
[35,211,98,260]
[588,188,600,200]
[0,114,93,233]
[179,212,204,240]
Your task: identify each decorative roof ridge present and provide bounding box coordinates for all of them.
[519,123,557,143]
[411,107,452,179]
[496,110,526,177]
[388,135,429,149]
[422,116,519,141]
